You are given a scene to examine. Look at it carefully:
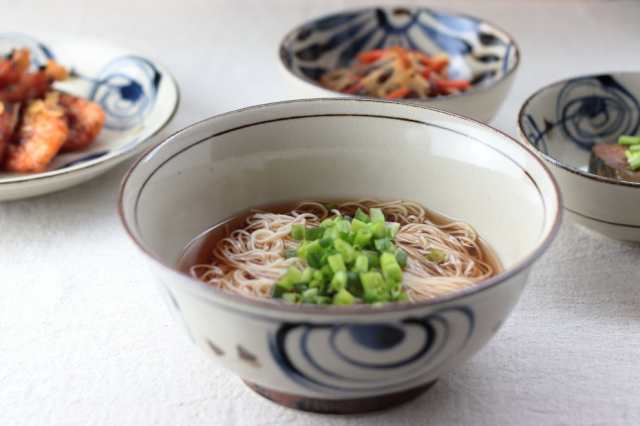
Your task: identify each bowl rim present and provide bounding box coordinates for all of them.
[517,71,640,188]
[278,5,522,103]
[118,97,562,316]
[0,36,181,187]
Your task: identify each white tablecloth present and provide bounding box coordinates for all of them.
[1,1,639,425]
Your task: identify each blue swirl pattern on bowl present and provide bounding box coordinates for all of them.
[523,74,640,155]
[268,306,474,393]
[280,7,518,90]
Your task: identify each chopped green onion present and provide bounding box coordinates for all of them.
[327,253,346,273]
[374,238,393,252]
[319,237,333,248]
[425,248,447,264]
[370,208,385,224]
[380,252,403,282]
[278,266,302,287]
[293,282,308,293]
[353,254,369,273]
[333,288,355,305]
[272,283,288,298]
[331,271,347,291]
[386,222,400,238]
[282,293,300,303]
[371,222,386,239]
[334,239,356,263]
[363,250,380,268]
[353,228,373,248]
[305,227,324,241]
[320,217,335,228]
[346,271,363,297]
[355,208,370,223]
[336,219,351,234]
[306,242,324,268]
[301,267,314,283]
[351,218,368,233]
[284,248,298,259]
[291,224,305,240]
[629,154,640,171]
[302,288,318,302]
[395,249,408,268]
[619,135,640,145]
[628,144,640,153]
[360,271,385,303]
[315,295,331,305]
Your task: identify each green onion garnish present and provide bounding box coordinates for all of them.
[618,135,640,145]
[280,206,409,305]
[291,224,305,241]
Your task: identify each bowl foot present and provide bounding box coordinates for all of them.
[243,380,437,414]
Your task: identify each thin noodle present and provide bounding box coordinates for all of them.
[191,200,498,302]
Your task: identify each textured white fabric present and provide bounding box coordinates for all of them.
[1,1,639,425]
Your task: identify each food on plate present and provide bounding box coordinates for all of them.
[589,134,640,183]
[319,46,471,99]
[0,48,105,173]
[180,200,500,305]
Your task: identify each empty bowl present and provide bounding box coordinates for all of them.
[518,72,640,241]
[119,98,560,413]
[279,6,520,122]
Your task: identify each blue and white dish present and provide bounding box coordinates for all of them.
[518,72,640,241]
[279,7,520,122]
[119,98,561,413]
[0,33,179,201]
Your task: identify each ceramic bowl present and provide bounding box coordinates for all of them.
[119,98,560,414]
[518,72,640,241]
[279,6,520,122]
[0,33,179,201]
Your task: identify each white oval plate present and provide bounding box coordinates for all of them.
[0,33,179,201]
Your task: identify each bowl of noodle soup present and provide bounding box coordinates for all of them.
[119,98,561,413]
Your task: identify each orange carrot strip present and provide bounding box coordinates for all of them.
[358,50,385,64]
[386,87,411,99]
[431,56,449,72]
[436,79,471,92]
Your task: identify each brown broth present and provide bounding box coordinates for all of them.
[178,200,502,282]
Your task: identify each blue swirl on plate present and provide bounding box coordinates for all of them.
[87,56,162,131]
[269,306,474,393]
[280,7,517,87]
[523,75,640,154]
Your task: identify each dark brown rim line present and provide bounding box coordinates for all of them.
[0,63,180,186]
[516,71,640,189]
[278,5,522,102]
[118,98,562,316]
[565,207,640,229]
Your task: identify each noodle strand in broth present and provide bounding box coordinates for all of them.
[189,200,498,303]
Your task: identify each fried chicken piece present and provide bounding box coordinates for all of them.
[0,49,69,103]
[0,48,30,88]
[0,101,20,164]
[59,92,105,152]
[4,92,69,173]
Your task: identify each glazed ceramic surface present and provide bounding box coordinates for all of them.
[119,99,560,411]
[0,33,179,201]
[518,72,640,241]
[279,7,520,122]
